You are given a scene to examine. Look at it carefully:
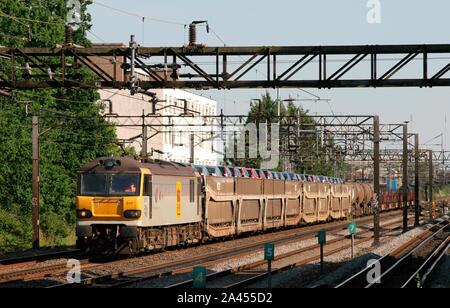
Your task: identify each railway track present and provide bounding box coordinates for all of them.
[0,248,81,268]
[163,219,408,288]
[1,209,435,288]
[335,218,449,288]
[46,211,407,288]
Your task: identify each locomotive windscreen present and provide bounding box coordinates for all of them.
[78,173,141,196]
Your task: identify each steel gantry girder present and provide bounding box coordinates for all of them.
[2,43,450,91]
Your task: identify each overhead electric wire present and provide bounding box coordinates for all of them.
[86,29,106,43]
[0,31,29,41]
[91,0,185,26]
[0,10,63,26]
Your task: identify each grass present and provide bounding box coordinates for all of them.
[435,185,450,199]
[40,229,77,249]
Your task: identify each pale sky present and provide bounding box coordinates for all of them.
[87,0,450,153]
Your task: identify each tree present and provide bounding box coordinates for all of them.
[226,91,346,177]
[0,0,119,252]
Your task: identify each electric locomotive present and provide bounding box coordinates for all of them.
[76,156,203,255]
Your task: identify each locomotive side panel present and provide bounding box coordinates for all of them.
[149,175,202,227]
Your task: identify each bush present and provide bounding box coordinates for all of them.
[0,206,32,253]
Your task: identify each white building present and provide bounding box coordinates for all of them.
[90,43,218,166]
[98,88,218,166]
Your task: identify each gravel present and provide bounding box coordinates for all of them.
[2,212,447,288]
[243,214,449,288]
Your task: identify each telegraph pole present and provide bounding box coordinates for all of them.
[32,116,40,250]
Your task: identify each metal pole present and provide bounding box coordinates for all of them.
[141,109,147,157]
[320,244,324,274]
[402,124,408,233]
[351,233,354,259]
[32,116,40,250]
[129,34,137,95]
[414,134,420,226]
[373,115,380,246]
[277,88,280,123]
[190,133,194,164]
[429,150,433,220]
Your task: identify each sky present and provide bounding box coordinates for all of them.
[86,0,450,153]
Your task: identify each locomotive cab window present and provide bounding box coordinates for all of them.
[143,174,152,196]
[79,174,107,195]
[190,179,194,202]
[78,173,140,196]
[110,174,140,195]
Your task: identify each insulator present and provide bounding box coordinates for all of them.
[65,25,73,45]
[189,24,196,46]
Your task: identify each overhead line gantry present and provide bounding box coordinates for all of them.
[2,42,450,91]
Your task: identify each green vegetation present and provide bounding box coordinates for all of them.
[0,0,119,253]
[435,185,450,198]
[226,92,346,177]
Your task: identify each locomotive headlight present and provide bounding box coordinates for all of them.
[76,210,92,218]
[124,210,141,219]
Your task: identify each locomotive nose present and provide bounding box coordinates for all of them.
[91,197,124,219]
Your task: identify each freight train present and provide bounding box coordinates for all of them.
[75,156,413,255]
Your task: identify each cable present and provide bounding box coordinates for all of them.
[91,1,185,26]
[42,140,119,149]
[86,29,106,43]
[0,10,31,26]
[0,10,63,26]
[0,31,30,42]
[15,90,104,105]
[209,27,227,47]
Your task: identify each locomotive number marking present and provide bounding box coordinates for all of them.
[176,181,181,219]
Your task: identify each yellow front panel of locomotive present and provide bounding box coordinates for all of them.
[76,196,142,220]
[92,198,124,218]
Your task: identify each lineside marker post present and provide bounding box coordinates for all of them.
[264,243,274,288]
[318,231,326,274]
[193,266,206,288]
[349,222,356,259]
